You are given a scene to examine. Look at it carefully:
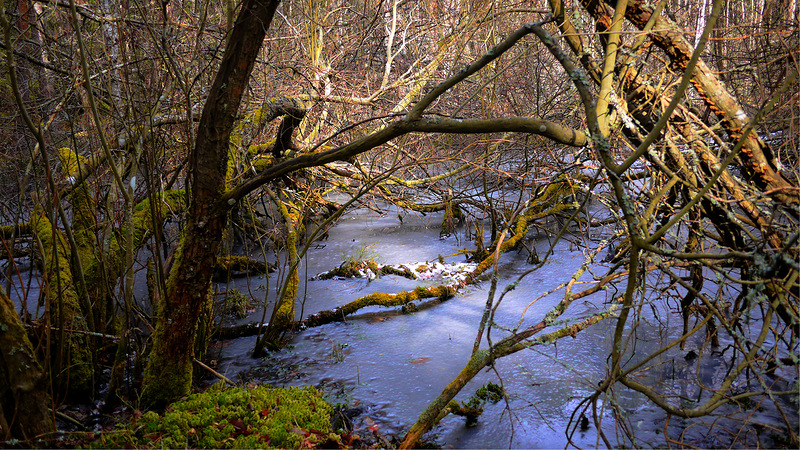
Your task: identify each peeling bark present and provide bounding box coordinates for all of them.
[586,0,797,205]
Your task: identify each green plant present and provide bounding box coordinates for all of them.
[220,289,260,319]
[331,342,348,363]
[474,382,503,403]
[340,242,379,265]
[448,382,505,427]
[88,384,340,448]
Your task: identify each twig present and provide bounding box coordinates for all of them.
[192,358,236,386]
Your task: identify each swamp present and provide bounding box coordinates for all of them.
[0,0,798,448]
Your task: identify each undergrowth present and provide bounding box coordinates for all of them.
[85,384,341,449]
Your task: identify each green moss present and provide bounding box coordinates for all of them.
[0,223,30,238]
[474,381,503,403]
[251,156,276,172]
[379,264,416,279]
[273,223,298,331]
[30,209,93,397]
[353,286,454,310]
[272,264,298,331]
[195,287,216,360]
[90,385,339,449]
[248,140,276,157]
[448,382,504,427]
[57,148,97,266]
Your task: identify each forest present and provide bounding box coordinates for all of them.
[0,0,797,448]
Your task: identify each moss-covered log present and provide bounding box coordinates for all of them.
[213,255,275,280]
[0,223,31,238]
[303,285,455,327]
[315,260,424,281]
[0,290,55,443]
[315,259,381,280]
[378,264,418,279]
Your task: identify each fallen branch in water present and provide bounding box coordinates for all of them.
[193,357,237,386]
[302,285,455,328]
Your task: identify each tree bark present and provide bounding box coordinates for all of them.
[587,0,797,205]
[30,209,93,399]
[0,290,55,443]
[140,0,281,409]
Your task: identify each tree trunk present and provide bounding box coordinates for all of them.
[609,0,797,205]
[140,0,281,409]
[30,209,93,399]
[0,290,55,444]
[254,190,298,354]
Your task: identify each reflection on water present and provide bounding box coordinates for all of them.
[5,194,795,447]
[213,208,623,447]
[213,206,798,448]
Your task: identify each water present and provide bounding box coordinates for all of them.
[211,206,672,448]
[6,200,794,447]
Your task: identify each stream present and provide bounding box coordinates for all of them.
[209,206,798,449]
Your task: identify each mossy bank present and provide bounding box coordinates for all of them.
[86,384,343,449]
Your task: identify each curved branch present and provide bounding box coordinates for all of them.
[223,113,586,205]
[411,116,587,147]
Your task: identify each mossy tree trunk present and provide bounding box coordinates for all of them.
[253,189,299,355]
[105,190,186,406]
[0,290,55,444]
[140,0,281,409]
[30,208,93,399]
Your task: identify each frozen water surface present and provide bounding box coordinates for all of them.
[212,207,660,448]
[157,205,799,448]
